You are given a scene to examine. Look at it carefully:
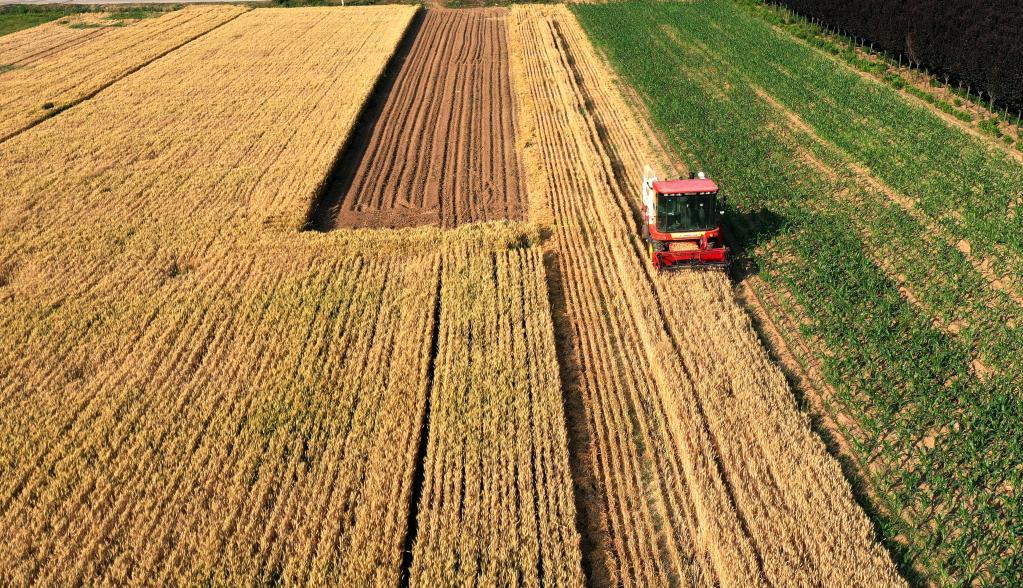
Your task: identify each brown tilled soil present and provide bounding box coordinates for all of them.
[316,8,526,230]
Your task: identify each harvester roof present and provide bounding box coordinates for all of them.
[653,178,718,194]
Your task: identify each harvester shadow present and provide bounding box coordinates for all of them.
[541,247,614,588]
[723,205,786,282]
[303,10,427,232]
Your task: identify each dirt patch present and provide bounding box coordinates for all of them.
[315,8,526,230]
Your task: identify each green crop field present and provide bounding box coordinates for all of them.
[573,0,1023,584]
[0,7,69,37]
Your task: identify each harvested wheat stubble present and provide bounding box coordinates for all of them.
[0,5,248,142]
[509,5,902,586]
[410,245,584,587]
[326,8,526,230]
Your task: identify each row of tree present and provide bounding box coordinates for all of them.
[769,0,1023,112]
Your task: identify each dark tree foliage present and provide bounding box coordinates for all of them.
[771,0,1023,111]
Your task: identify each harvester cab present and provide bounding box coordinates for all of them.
[641,165,728,270]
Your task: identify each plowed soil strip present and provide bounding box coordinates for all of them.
[314,8,526,230]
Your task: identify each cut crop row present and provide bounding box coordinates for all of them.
[510,5,900,585]
[0,5,433,377]
[0,212,577,583]
[571,1,1023,581]
[410,244,584,586]
[0,5,417,291]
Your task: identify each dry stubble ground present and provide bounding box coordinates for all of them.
[509,4,902,585]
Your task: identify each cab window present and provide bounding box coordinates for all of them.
[656,193,716,232]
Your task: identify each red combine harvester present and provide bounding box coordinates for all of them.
[641,165,728,270]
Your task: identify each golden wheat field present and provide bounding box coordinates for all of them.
[0,6,248,141]
[0,6,587,583]
[0,5,416,248]
[0,12,129,64]
[0,234,436,585]
[1,3,906,585]
[410,245,584,586]
[0,222,569,584]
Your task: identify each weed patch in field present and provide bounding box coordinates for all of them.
[105,8,167,20]
[0,7,73,37]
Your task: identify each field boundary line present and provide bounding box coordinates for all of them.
[397,255,441,588]
[734,274,931,583]
[726,186,932,580]
[0,7,250,146]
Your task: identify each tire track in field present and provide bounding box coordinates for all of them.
[1,26,112,69]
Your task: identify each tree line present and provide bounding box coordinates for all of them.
[770,0,1023,112]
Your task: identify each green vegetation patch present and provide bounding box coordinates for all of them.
[0,5,179,37]
[67,22,118,30]
[104,8,167,20]
[745,0,1021,147]
[0,6,76,37]
[573,1,1023,584]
